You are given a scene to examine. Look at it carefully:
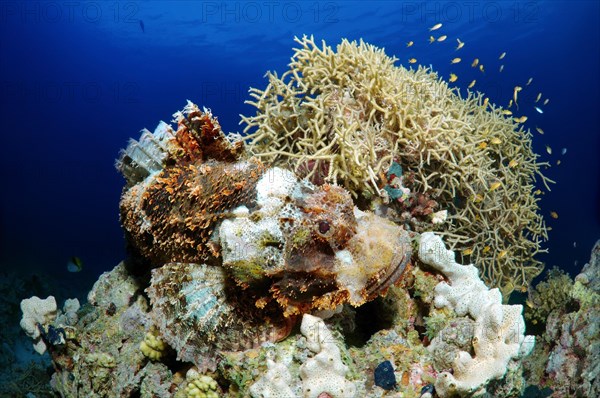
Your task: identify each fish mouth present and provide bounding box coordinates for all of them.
[364,251,411,300]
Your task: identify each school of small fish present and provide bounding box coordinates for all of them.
[399,22,559,216]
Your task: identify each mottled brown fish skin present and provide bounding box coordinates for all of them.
[120,158,266,267]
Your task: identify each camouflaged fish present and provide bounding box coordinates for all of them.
[116,101,412,370]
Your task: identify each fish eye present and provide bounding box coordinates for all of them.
[317,220,331,235]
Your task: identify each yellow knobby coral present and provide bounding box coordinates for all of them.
[241,35,552,292]
[140,328,168,361]
[184,372,219,398]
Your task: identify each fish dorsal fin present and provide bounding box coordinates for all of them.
[116,101,245,185]
[116,121,177,185]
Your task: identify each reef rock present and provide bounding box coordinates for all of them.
[524,239,600,397]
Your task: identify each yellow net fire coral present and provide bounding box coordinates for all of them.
[240,35,551,293]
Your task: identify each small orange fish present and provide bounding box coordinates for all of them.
[462,248,473,255]
[490,181,502,191]
[513,86,522,109]
[471,58,479,67]
[550,211,559,219]
[478,142,488,149]
[451,57,461,64]
[519,285,528,293]
[498,249,508,259]
[449,73,458,82]
[408,58,417,64]
[482,246,491,254]
[508,159,518,168]
[472,194,484,203]
[526,299,534,308]
[437,35,448,42]
[468,79,476,89]
[514,116,528,124]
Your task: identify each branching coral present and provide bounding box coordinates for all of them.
[241,35,551,292]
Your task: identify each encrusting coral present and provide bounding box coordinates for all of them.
[241,35,551,292]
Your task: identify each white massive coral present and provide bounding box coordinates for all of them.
[249,314,356,398]
[299,314,357,398]
[20,295,58,354]
[418,232,535,397]
[249,359,296,398]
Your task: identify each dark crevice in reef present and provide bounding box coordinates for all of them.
[345,297,394,347]
[129,389,141,398]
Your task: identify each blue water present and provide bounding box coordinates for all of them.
[1,1,598,286]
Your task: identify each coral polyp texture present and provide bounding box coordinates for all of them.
[116,101,412,370]
[20,295,58,354]
[241,35,551,292]
[418,232,534,396]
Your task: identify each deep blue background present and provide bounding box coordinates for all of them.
[1,1,599,289]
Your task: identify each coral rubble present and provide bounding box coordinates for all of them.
[241,35,551,292]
